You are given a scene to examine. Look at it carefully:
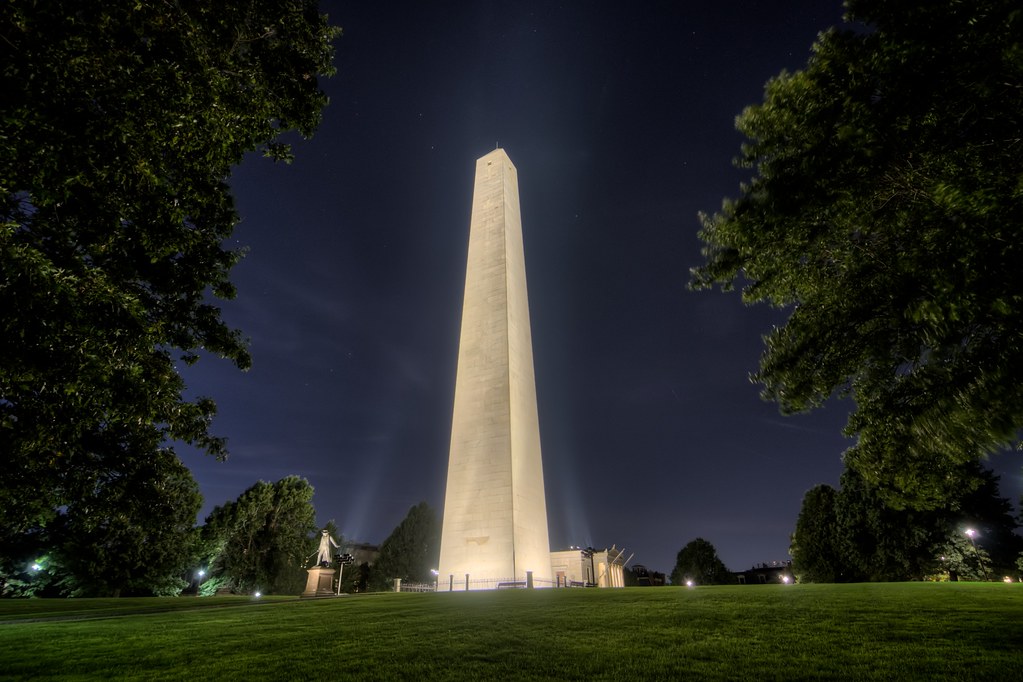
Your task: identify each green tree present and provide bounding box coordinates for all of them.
[794,463,1020,583]
[339,562,370,594]
[201,476,317,594]
[0,1,338,554]
[691,0,1023,509]
[670,538,730,586]
[369,502,439,591]
[791,484,846,583]
[933,534,992,582]
[951,469,1023,577]
[835,467,943,582]
[51,448,202,597]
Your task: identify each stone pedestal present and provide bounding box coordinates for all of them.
[301,566,336,597]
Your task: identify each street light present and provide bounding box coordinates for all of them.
[580,547,596,587]
[335,553,355,595]
[963,528,989,580]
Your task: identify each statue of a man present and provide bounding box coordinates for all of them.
[315,529,340,567]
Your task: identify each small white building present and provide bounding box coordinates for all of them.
[550,546,628,588]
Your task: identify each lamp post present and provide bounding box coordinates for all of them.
[335,553,355,595]
[580,547,596,587]
[195,569,205,596]
[964,528,988,580]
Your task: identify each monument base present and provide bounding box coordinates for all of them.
[301,566,336,597]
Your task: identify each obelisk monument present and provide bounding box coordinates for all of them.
[437,148,552,589]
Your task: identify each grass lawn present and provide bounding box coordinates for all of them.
[0,582,1019,680]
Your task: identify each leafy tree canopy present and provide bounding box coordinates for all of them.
[792,463,1021,582]
[0,1,338,544]
[200,476,317,594]
[53,448,203,597]
[369,502,439,591]
[790,484,845,583]
[691,0,1023,509]
[670,538,730,586]
[0,445,202,597]
[934,534,992,582]
[835,467,947,581]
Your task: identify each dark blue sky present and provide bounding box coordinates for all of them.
[178,0,1022,575]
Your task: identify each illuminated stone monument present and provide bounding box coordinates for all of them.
[437,148,552,589]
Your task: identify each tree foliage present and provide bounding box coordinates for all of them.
[0,1,338,550]
[691,0,1023,508]
[200,476,317,594]
[834,467,946,581]
[791,463,1021,582]
[934,534,992,582]
[790,485,845,583]
[339,561,371,594]
[0,447,201,597]
[369,502,439,591]
[670,538,730,586]
[52,449,203,597]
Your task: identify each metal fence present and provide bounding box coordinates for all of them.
[392,574,571,592]
[433,575,560,591]
[396,581,436,593]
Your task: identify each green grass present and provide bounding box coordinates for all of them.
[0,583,1019,680]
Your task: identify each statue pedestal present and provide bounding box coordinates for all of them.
[302,566,336,597]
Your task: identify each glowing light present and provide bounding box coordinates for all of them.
[30,563,42,572]
[685,580,694,588]
[253,591,262,598]
[197,569,206,578]
[1004,576,1013,583]
[782,575,791,584]
[965,528,977,539]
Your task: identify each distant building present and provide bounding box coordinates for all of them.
[629,564,667,586]
[733,561,793,585]
[550,546,628,588]
[343,542,380,567]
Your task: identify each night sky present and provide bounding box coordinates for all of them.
[178,0,1022,575]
